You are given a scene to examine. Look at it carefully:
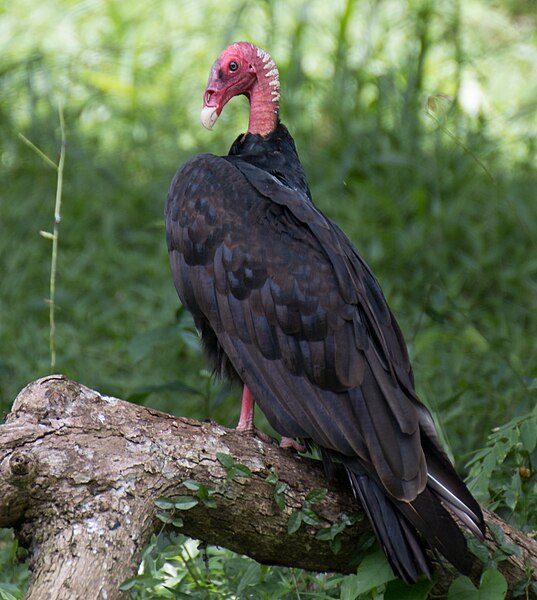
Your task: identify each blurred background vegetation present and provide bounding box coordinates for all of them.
[1,0,536,597]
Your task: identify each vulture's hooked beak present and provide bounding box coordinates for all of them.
[201,89,220,130]
[200,105,219,130]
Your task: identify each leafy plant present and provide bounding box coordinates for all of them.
[121,532,362,599]
[339,551,396,599]
[447,568,507,600]
[182,479,218,509]
[466,404,537,530]
[265,468,288,511]
[287,488,328,534]
[316,513,361,555]
[216,452,252,481]
[0,532,28,600]
[155,481,217,528]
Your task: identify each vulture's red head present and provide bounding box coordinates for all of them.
[201,42,280,136]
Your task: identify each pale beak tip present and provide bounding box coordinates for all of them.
[200,105,219,130]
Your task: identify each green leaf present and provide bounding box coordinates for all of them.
[182,479,201,491]
[287,510,303,534]
[274,492,286,511]
[236,562,261,595]
[492,441,510,465]
[488,523,521,557]
[520,419,537,453]
[265,470,279,485]
[202,497,217,509]
[329,536,342,554]
[448,569,507,600]
[171,517,184,527]
[350,550,395,595]
[483,450,498,474]
[156,512,173,524]
[274,482,287,495]
[300,507,321,526]
[479,568,507,599]
[448,576,478,600]
[154,497,175,510]
[467,536,490,562]
[234,463,252,478]
[488,522,506,546]
[173,496,199,510]
[216,452,235,469]
[340,575,362,600]
[305,488,328,505]
[119,577,139,591]
[315,526,334,541]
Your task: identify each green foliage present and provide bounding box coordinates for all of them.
[316,513,361,555]
[447,568,507,600]
[216,452,252,481]
[120,532,364,599]
[1,0,536,598]
[121,533,439,599]
[340,551,396,598]
[0,532,28,599]
[265,468,289,511]
[155,482,218,527]
[287,488,327,534]
[466,404,537,530]
[182,479,218,509]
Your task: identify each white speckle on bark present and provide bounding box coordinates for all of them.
[101,395,119,406]
[46,450,69,476]
[72,472,92,484]
[86,516,104,535]
[211,426,227,436]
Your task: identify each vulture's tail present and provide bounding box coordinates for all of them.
[345,468,431,583]
[345,458,485,584]
[420,430,486,541]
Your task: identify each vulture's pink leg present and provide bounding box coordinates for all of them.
[236,386,274,443]
[237,386,303,449]
[236,385,255,433]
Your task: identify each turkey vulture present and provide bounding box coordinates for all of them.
[165,42,485,582]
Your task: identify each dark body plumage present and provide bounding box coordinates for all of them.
[165,123,485,582]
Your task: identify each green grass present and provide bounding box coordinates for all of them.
[1,0,536,597]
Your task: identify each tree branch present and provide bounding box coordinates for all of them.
[0,376,535,599]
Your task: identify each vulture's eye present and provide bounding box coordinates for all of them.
[229,61,239,72]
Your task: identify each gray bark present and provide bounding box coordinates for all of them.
[0,376,535,599]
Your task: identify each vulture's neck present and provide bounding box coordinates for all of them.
[247,49,280,136]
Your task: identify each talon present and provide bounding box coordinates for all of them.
[254,428,273,444]
[280,436,306,453]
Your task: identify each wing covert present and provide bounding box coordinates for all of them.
[166,153,425,499]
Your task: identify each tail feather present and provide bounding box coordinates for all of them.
[427,473,485,539]
[345,467,431,583]
[344,459,484,581]
[419,412,486,540]
[323,428,485,583]
[395,486,473,575]
[422,436,485,540]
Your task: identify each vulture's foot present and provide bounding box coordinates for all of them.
[280,436,306,453]
[235,421,273,444]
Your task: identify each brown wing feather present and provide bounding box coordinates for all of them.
[166,153,425,500]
